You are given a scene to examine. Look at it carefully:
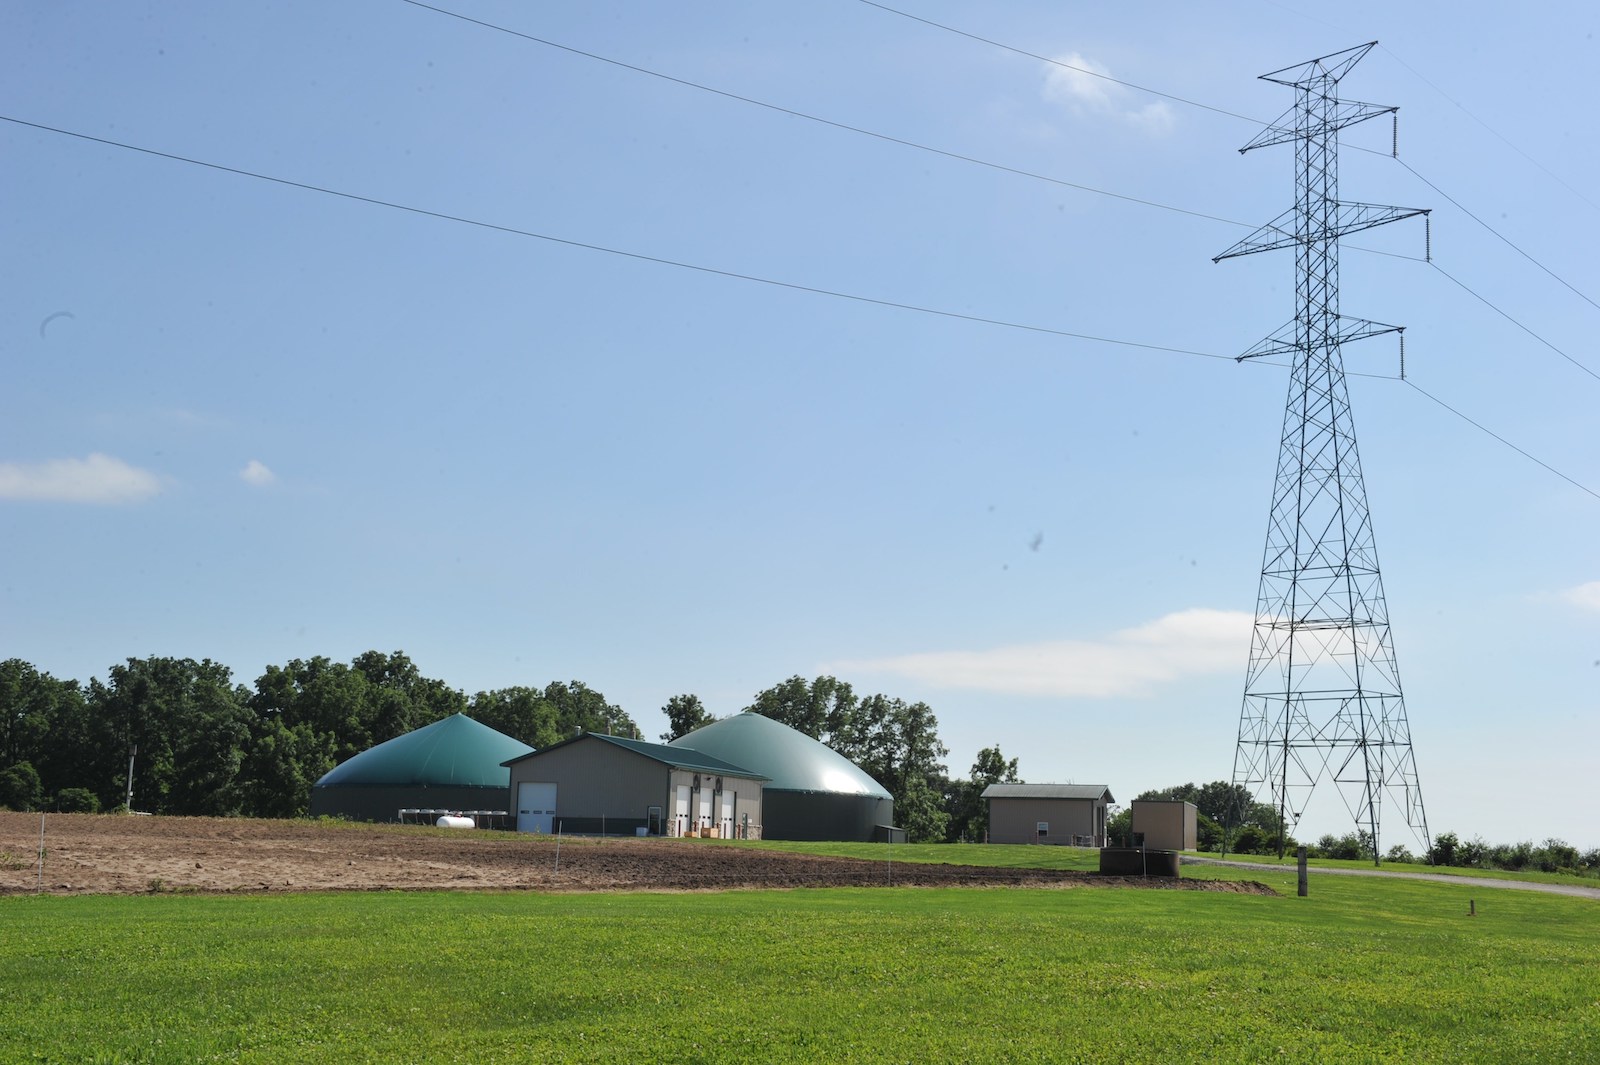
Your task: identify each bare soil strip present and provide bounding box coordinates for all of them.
[1,813,1274,896]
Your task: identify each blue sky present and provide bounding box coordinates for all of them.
[3,1,1595,849]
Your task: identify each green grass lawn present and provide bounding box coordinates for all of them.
[6,872,1598,1064]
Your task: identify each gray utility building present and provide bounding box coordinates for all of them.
[982,783,1115,846]
[670,712,900,842]
[309,713,533,822]
[1131,799,1199,851]
[503,732,767,838]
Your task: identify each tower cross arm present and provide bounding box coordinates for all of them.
[1213,202,1426,261]
[1234,315,1404,361]
[1331,201,1428,240]
[1239,99,1399,154]
[1212,208,1297,261]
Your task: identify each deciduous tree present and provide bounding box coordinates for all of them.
[659,693,715,743]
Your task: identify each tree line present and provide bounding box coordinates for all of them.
[1,659,1017,843]
[0,653,637,819]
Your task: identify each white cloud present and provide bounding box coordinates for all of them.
[827,608,1253,699]
[0,453,162,504]
[1560,581,1600,612]
[240,459,277,487]
[1041,52,1175,136]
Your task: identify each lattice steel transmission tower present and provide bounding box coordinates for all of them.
[1214,43,1430,863]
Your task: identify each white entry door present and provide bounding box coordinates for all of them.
[719,794,734,838]
[517,782,557,834]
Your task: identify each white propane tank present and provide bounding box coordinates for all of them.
[435,815,475,829]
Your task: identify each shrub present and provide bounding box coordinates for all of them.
[1229,825,1265,855]
[54,788,101,813]
[1535,839,1579,874]
[0,762,43,812]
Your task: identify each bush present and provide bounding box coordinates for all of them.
[1488,840,1532,870]
[1385,844,1416,864]
[1311,832,1372,861]
[1535,839,1579,874]
[1428,831,1459,866]
[54,788,101,813]
[0,762,43,812]
[1229,825,1265,855]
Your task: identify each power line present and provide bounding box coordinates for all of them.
[395,0,1248,231]
[1378,43,1600,219]
[6,114,1587,504]
[0,113,1228,364]
[1395,157,1600,316]
[848,2,1600,325]
[1426,261,1600,384]
[855,0,1262,124]
[399,0,1563,321]
[1404,380,1600,502]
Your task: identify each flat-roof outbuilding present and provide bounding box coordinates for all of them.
[1131,799,1199,851]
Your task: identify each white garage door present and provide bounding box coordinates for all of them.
[517,782,557,834]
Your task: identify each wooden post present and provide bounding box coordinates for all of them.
[1297,845,1308,897]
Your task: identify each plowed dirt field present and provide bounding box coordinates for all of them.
[0,813,1274,896]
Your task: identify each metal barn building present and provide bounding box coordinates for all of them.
[669,712,898,842]
[503,733,766,837]
[982,783,1115,846]
[308,713,533,822]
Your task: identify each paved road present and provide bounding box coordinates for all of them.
[1184,856,1600,900]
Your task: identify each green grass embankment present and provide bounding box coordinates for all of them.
[4,861,1597,1063]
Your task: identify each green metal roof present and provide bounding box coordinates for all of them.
[503,732,768,779]
[669,712,890,797]
[315,713,534,788]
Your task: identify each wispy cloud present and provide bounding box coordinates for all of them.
[240,459,277,487]
[1042,52,1175,135]
[827,608,1252,698]
[1560,581,1600,612]
[0,453,162,504]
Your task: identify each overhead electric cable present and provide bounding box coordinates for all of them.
[0,113,1227,364]
[854,0,1262,124]
[1379,43,1600,218]
[1426,261,1600,383]
[7,115,1583,503]
[849,2,1600,322]
[395,0,1246,230]
[1404,380,1600,502]
[1395,157,1600,315]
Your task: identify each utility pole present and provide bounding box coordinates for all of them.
[1214,43,1430,865]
